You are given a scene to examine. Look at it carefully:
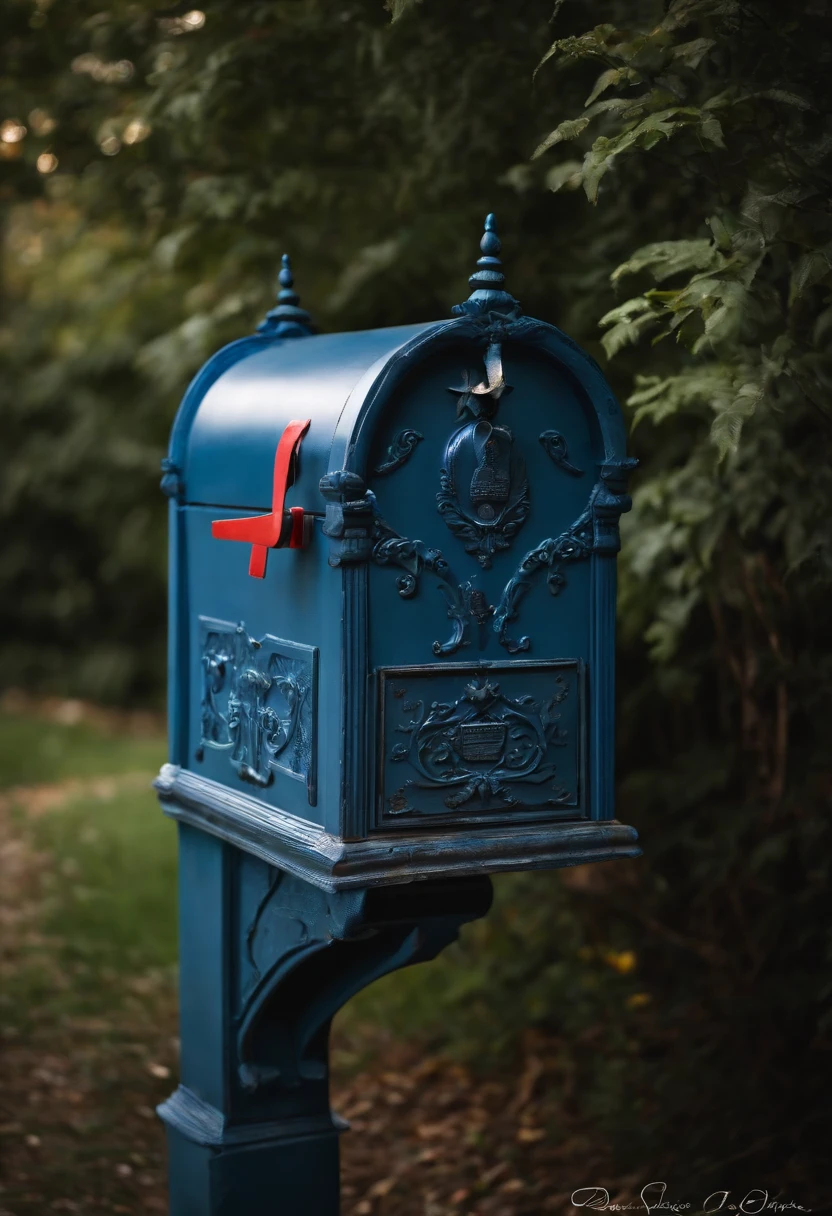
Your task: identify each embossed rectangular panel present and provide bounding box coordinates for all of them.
[197,616,318,805]
[376,660,585,830]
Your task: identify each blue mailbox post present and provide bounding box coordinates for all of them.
[155,217,639,1214]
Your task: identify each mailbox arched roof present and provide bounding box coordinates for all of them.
[175,322,441,510]
[170,317,627,513]
[168,218,628,512]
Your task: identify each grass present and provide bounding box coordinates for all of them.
[34,785,177,976]
[0,706,175,1022]
[0,703,178,1214]
[0,709,165,788]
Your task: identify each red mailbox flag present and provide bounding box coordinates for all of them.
[212,418,311,578]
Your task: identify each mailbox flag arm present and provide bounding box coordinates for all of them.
[212,418,311,578]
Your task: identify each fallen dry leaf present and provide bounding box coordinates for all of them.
[516,1126,546,1143]
[368,1176,397,1198]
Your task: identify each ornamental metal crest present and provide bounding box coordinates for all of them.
[379,663,582,822]
[436,349,530,568]
[437,418,529,568]
[196,617,317,802]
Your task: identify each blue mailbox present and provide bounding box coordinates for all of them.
[155,217,639,1215]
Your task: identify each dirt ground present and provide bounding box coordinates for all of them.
[0,700,625,1215]
[1,1009,622,1216]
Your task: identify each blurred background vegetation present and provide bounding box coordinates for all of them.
[1,0,830,1206]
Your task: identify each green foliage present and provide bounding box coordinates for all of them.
[494,0,831,1190]
[2,0,831,1198]
[1,0,568,700]
[536,2,832,464]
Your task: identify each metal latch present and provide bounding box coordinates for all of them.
[211,418,312,578]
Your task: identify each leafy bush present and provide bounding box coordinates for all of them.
[2,0,830,1197]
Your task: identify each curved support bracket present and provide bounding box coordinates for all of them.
[236,872,492,1093]
[157,833,494,1216]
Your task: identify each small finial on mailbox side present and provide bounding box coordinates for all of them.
[257,253,317,338]
[452,213,522,321]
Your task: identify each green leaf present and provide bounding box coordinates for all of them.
[789,246,832,303]
[700,114,724,147]
[626,367,735,428]
[385,0,422,20]
[599,297,654,326]
[581,106,702,201]
[544,160,583,194]
[533,117,591,158]
[585,66,639,106]
[611,239,718,284]
[534,25,619,78]
[706,214,734,251]
[671,37,716,69]
[599,297,661,358]
[709,379,764,458]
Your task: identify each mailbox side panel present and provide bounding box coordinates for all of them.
[171,506,341,831]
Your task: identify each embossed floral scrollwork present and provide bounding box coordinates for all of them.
[387,675,572,813]
[436,458,530,569]
[493,459,637,654]
[373,428,424,477]
[538,430,584,477]
[372,528,469,657]
[493,523,593,654]
[197,620,314,793]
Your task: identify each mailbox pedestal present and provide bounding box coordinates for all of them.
[158,825,491,1215]
[156,222,639,1213]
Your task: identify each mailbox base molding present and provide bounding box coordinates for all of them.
[155,763,640,891]
[158,1083,349,1147]
[159,1091,343,1216]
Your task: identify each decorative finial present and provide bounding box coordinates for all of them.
[257,253,317,338]
[470,213,504,289]
[452,213,522,321]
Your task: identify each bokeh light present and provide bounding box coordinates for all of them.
[123,119,151,145]
[71,55,134,83]
[1,119,27,144]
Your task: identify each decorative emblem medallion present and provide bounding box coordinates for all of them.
[437,415,530,568]
[378,662,582,823]
[196,617,317,802]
